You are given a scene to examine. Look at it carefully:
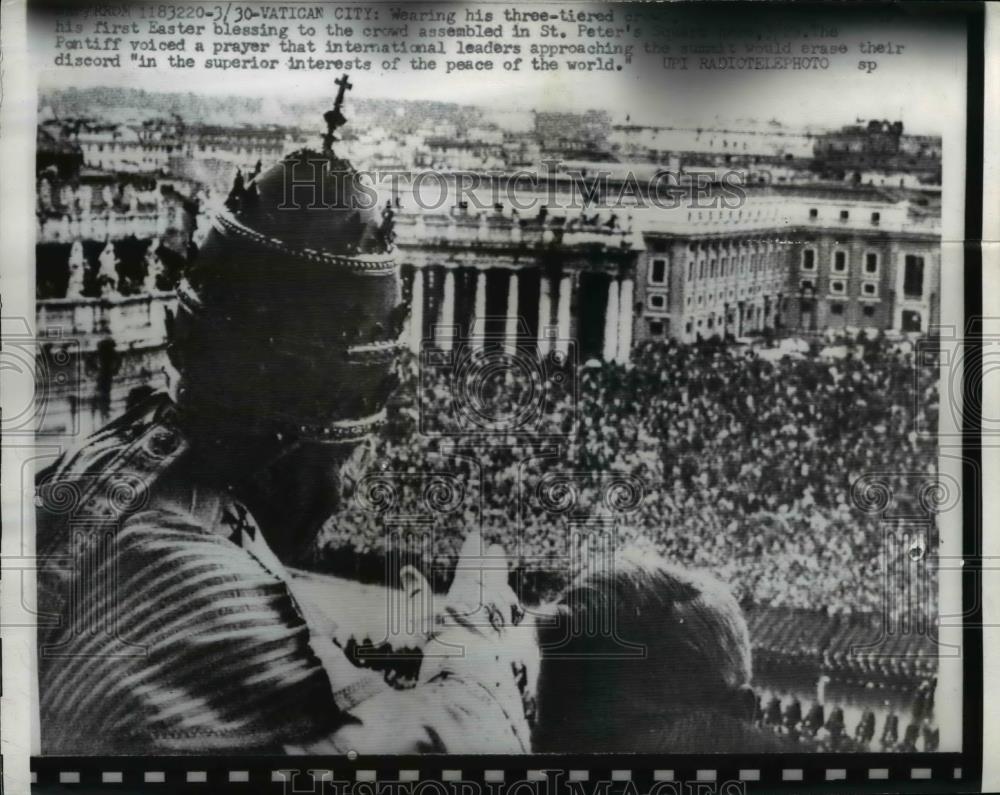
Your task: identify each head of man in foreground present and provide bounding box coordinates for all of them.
[533,547,787,753]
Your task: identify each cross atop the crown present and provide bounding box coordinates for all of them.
[335,74,353,110]
[322,73,353,152]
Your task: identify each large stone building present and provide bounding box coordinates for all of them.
[535,110,612,155]
[631,185,940,344]
[34,168,196,442]
[608,122,816,161]
[35,293,177,443]
[33,143,942,443]
[812,120,942,186]
[387,176,940,357]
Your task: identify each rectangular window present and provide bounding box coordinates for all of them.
[863,305,875,317]
[809,208,818,219]
[830,302,845,315]
[649,320,664,336]
[830,279,846,295]
[802,248,816,270]
[840,210,849,221]
[800,279,815,292]
[871,212,881,224]
[862,282,877,297]
[865,252,879,274]
[648,293,667,311]
[649,258,668,285]
[833,251,848,273]
[904,255,925,298]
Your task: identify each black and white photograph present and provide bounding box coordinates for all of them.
[0,0,990,790]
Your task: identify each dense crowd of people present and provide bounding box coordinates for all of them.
[319,331,940,628]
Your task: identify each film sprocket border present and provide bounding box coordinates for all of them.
[28,752,972,791]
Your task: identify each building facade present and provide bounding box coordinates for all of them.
[632,186,941,344]
[393,211,640,363]
[812,120,942,185]
[32,161,942,443]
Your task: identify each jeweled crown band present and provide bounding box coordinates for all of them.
[212,211,396,275]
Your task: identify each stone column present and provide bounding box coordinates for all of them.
[893,249,905,330]
[556,273,572,355]
[471,267,487,348]
[408,265,424,353]
[436,267,456,351]
[505,270,519,348]
[538,273,553,354]
[602,277,620,362]
[616,277,634,363]
[394,262,405,305]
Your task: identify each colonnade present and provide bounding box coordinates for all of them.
[404,262,633,364]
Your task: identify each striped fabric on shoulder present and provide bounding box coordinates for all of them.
[36,393,182,561]
[40,507,341,754]
[44,393,175,483]
[35,393,188,635]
